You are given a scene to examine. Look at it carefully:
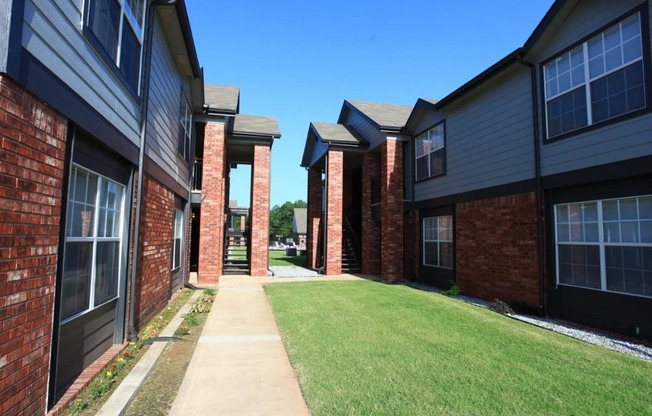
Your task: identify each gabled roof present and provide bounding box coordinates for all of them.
[338,100,413,132]
[300,122,368,168]
[231,114,281,139]
[311,122,364,145]
[523,0,574,52]
[204,85,240,115]
[292,208,307,234]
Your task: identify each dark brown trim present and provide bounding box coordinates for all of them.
[3,0,24,77]
[48,122,75,410]
[541,155,652,191]
[416,179,537,209]
[432,49,524,110]
[548,173,652,205]
[143,154,190,198]
[540,4,652,143]
[16,51,139,165]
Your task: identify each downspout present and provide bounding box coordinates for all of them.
[519,56,546,316]
[127,0,165,341]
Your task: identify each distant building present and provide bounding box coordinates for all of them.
[293,208,307,248]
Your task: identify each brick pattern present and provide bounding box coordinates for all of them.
[306,167,322,269]
[249,144,271,276]
[361,151,380,275]
[0,75,67,416]
[135,174,174,328]
[198,122,226,283]
[456,192,540,309]
[380,140,404,281]
[325,151,343,275]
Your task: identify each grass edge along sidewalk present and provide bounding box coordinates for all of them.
[265,280,652,416]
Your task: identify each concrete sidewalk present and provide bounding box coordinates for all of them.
[169,275,317,415]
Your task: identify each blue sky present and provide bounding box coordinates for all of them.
[185,0,555,207]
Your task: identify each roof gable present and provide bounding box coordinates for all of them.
[339,100,413,132]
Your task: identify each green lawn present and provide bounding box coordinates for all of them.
[265,280,652,416]
[268,250,307,267]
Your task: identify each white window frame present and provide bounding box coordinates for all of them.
[172,209,183,271]
[543,12,646,139]
[61,165,126,323]
[423,215,453,269]
[554,195,652,298]
[415,122,446,181]
[179,101,192,160]
[84,0,147,93]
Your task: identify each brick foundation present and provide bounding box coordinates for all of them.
[324,151,343,275]
[135,174,174,328]
[380,140,404,281]
[198,122,226,283]
[249,144,271,276]
[456,192,540,309]
[0,75,67,416]
[306,167,322,270]
[361,151,380,275]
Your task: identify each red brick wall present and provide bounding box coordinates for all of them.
[325,151,343,275]
[249,144,271,276]
[198,122,226,283]
[361,151,380,275]
[0,75,67,416]
[380,140,404,281]
[456,192,539,309]
[306,167,322,269]
[135,174,174,328]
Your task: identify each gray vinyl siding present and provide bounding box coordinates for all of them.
[344,110,386,150]
[403,139,413,201]
[21,0,140,145]
[145,14,191,191]
[535,0,652,177]
[414,65,535,202]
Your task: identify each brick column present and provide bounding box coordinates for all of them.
[249,144,271,276]
[381,140,404,281]
[198,122,226,283]
[325,151,343,275]
[361,151,380,275]
[306,167,322,270]
[0,75,67,416]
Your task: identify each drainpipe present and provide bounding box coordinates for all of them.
[519,56,546,316]
[127,0,169,341]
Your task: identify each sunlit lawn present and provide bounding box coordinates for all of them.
[265,280,652,416]
[268,250,307,267]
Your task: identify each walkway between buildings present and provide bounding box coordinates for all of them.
[170,273,361,415]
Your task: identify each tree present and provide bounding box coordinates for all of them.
[269,200,306,240]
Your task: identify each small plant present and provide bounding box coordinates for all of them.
[489,299,515,315]
[190,290,216,313]
[442,281,461,296]
[174,322,190,336]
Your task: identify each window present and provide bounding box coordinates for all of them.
[423,215,453,268]
[178,101,192,160]
[62,165,125,320]
[86,0,146,93]
[172,209,183,270]
[415,122,445,181]
[555,195,652,297]
[544,13,646,139]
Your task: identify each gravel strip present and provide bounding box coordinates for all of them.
[269,266,320,278]
[402,281,652,363]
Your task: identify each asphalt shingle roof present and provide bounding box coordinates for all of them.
[232,114,281,137]
[204,84,239,114]
[346,100,413,129]
[311,122,362,144]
